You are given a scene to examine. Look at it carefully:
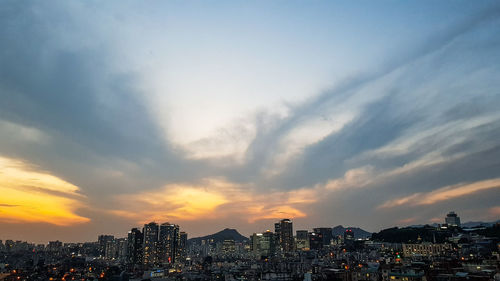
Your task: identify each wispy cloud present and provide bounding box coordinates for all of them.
[379,178,500,209]
[0,204,19,207]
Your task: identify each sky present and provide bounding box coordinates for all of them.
[0,0,500,243]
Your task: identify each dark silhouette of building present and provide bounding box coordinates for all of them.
[275,219,294,252]
[309,231,323,250]
[179,232,188,262]
[127,228,143,266]
[313,227,333,246]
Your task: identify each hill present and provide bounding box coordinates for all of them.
[188,228,249,245]
[371,226,449,243]
[407,220,499,228]
[461,220,499,228]
[332,225,372,239]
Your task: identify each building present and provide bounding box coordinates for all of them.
[127,228,143,265]
[105,239,118,259]
[97,235,114,257]
[402,243,452,257]
[158,223,179,264]
[309,231,323,250]
[250,233,263,256]
[251,231,277,258]
[179,232,188,262]
[47,241,63,253]
[260,230,276,258]
[275,219,294,252]
[4,240,14,252]
[296,230,310,250]
[274,220,282,252]
[222,239,236,254]
[313,227,333,246]
[143,222,159,266]
[344,229,355,240]
[445,211,461,227]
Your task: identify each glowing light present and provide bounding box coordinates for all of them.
[111,179,229,221]
[0,156,89,225]
[111,178,315,223]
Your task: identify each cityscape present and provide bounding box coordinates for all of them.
[1,211,499,280]
[1,1,500,281]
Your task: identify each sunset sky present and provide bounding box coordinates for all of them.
[1,1,500,243]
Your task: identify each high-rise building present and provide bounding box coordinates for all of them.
[158,223,179,264]
[309,232,323,250]
[116,238,128,262]
[445,211,461,227]
[179,232,188,262]
[250,233,263,256]
[313,227,333,246]
[143,222,159,266]
[260,230,276,258]
[274,222,281,248]
[296,230,310,250]
[105,239,118,259]
[98,235,114,257]
[127,228,143,266]
[275,219,294,252]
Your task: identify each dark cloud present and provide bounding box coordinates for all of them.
[0,2,212,199]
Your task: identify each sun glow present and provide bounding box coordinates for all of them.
[0,156,89,225]
[111,178,316,223]
[112,180,229,221]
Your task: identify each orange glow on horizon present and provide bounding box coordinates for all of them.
[0,156,90,226]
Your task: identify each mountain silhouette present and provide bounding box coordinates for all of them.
[332,225,372,238]
[188,228,249,245]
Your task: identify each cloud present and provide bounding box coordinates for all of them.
[216,4,500,194]
[322,166,375,191]
[111,179,230,222]
[0,156,89,226]
[110,178,317,225]
[1,1,500,240]
[489,207,500,216]
[378,178,500,209]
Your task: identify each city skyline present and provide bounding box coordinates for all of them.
[0,211,494,245]
[0,211,473,244]
[1,1,500,244]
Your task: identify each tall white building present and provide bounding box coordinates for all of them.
[445,211,461,227]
